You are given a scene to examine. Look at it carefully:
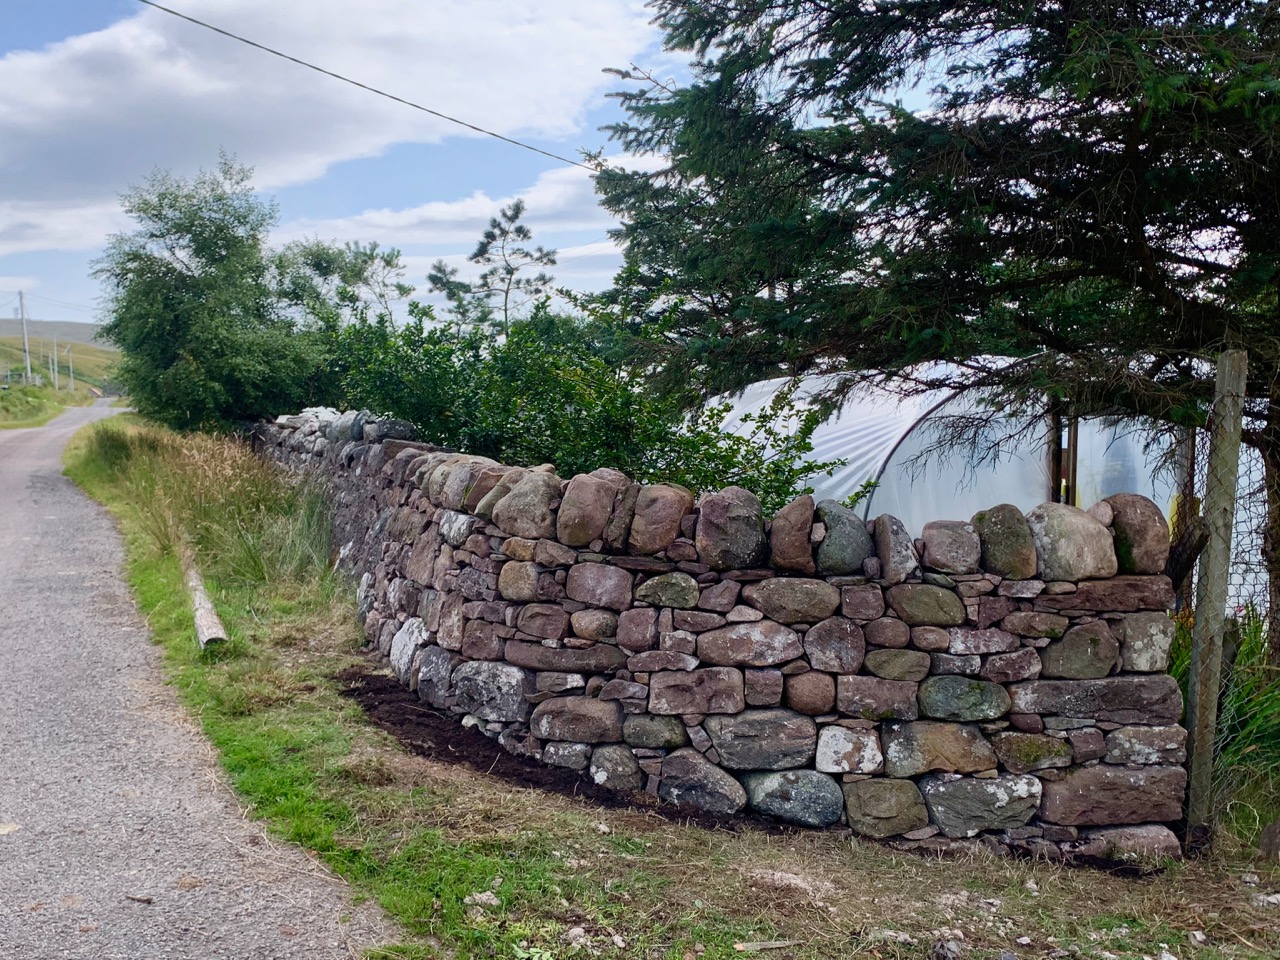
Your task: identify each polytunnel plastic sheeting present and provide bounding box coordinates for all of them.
[862,393,1054,536]
[1074,421,1177,518]
[713,376,946,516]
[716,373,1179,539]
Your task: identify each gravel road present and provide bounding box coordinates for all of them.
[0,401,394,959]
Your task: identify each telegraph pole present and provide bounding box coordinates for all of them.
[65,344,74,392]
[51,334,59,390]
[18,290,32,383]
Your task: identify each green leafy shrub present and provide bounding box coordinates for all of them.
[333,308,842,513]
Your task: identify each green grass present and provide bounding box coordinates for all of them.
[1170,612,1280,846]
[64,418,1280,960]
[0,382,96,428]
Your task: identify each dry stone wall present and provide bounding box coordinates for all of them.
[260,409,1188,860]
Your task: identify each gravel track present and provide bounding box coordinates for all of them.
[0,402,394,959]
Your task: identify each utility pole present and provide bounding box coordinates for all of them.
[64,344,74,392]
[1186,349,1247,849]
[51,334,59,390]
[18,290,32,383]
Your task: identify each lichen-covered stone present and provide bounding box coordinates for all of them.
[1039,765,1187,825]
[803,616,865,673]
[1001,611,1069,639]
[570,608,618,641]
[815,499,875,575]
[623,713,689,749]
[697,620,803,666]
[530,697,624,743]
[1104,725,1187,765]
[921,520,981,575]
[636,572,700,608]
[452,661,534,722]
[919,774,1041,838]
[881,721,997,777]
[885,584,966,626]
[440,458,500,511]
[1040,621,1119,679]
[616,606,659,652]
[815,725,883,773]
[1026,502,1118,581]
[1008,676,1183,724]
[628,484,693,554]
[836,676,919,721]
[704,709,817,770]
[389,618,426,684]
[770,494,816,573]
[741,578,840,624]
[989,731,1073,774]
[864,648,932,681]
[930,652,981,675]
[948,627,1020,655]
[1114,612,1175,672]
[971,504,1038,579]
[843,779,929,838]
[917,676,1011,721]
[498,560,539,602]
[874,514,920,585]
[744,668,784,707]
[1104,493,1171,575]
[980,648,1042,683]
[659,748,747,814]
[491,471,561,539]
[504,640,628,673]
[543,741,591,770]
[417,645,461,708]
[696,486,768,570]
[590,744,644,794]
[1075,824,1182,860]
[565,562,634,612]
[1034,575,1174,613]
[648,668,745,715]
[743,770,844,827]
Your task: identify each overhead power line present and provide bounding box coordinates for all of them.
[135,0,595,171]
[23,293,98,314]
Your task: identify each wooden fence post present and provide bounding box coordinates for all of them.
[1185,349,1247,848]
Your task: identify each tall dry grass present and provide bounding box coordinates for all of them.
[83,421,335,588]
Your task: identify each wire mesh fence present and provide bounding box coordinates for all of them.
[1182,431,1272,621]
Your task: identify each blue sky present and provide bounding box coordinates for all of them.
[0,0,678,325]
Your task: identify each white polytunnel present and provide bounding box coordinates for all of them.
[718,371,1178,538]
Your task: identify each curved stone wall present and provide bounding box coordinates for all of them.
[259,409,1187,859]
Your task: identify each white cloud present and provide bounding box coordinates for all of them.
[277,162,618,247]
[0,0,659,254]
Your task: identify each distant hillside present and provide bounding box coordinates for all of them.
[0,334,118,389]
[0,318,107,347]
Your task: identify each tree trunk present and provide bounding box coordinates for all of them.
[1261,434,1280,664]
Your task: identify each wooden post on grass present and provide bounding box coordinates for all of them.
[1185,349,1247,847]
[182,553,227,649]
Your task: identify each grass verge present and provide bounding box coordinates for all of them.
[65,418,1280,960]
[1,382,98,428]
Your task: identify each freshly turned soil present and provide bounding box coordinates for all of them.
[335,662,778,833]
